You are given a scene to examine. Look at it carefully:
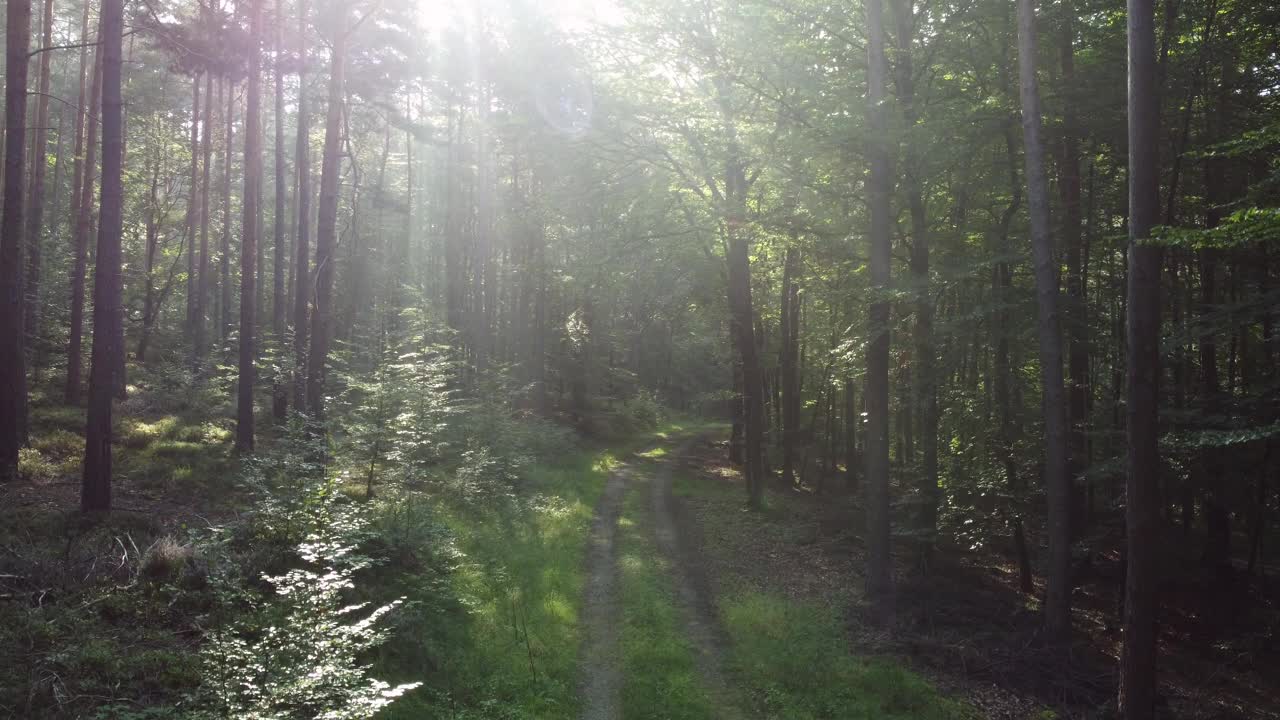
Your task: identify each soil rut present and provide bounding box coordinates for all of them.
[579,463,630,720]
[579,435,743,720]
[650,434,745,720]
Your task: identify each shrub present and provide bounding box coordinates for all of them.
[18,447,58,483]
[194,459,421,719]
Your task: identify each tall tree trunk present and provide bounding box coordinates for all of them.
[66,26,103,404]
[1017,0,1072,642]
[0,0,33,481]
[780,245,801,486]
[1119,0,1162,712]
[185,75,202,339]
[1198,59,1232,577]
[195,73,214,360]
[237,0,263,452]
[221,79,234,344]
[844,377,857,490]
[24,0,55,362]
[306,32,345,419]
[864,0,894,614]
[995,123,1034,595]
[271,0,288,420]
[1059,2,1090,532]
[137,116,163,361]
[726,228,764,508]
[893,0,939,549]
[82,0,125,513]
[292,0,312,412]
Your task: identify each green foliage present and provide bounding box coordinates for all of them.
[17,446,58,482]
[380,446,612,719]
[1152,207,1280,249]
[193,426,422,718]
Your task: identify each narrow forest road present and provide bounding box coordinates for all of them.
[579,462,631,719]
[578,432,745,720]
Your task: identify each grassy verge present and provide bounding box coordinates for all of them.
[377,419,700,719]
[375,447,613,719]
[722,592,968,719]
[617,472,715,720]
[671,464,969,720]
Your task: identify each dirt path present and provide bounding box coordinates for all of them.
[579,462,630,720]
[650,434,745,720]
[579,434,743,720]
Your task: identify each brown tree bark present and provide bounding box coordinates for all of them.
[1119,0,1163,712]
[195,73,214,360]
[237,0,263,452]
[864,0,894,614]
[306,32,346,419]
[844,377,857,491]
[1059,1,1090,530]
[185,75,202,338]
[271,0,288,420]
[23,0,55,359]
[82,0,125,513]
[995,123,1034,596]
[66,21,103,405]
[780,245,801,486]
[292,0,312,412]
[892,0,939,547]
[0,0,33,481]
[221,79,234,343]
[1016,0,1072,642]
[137,114,163,361]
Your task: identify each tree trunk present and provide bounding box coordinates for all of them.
[780,245,801,486]
[271,0,288,420]
[23,0,55,363]
[0,0,33,481]
[1059,2,1090,532]
[306,32,345,419]
[221,79,234,344]
[1119,0,1162,712]
[137,117,163,361]
[292,0,312,412]
[185,75,202,339]
[66,25,103,404]
[727,229,764,508]
[864,0,894,614]
[237,0,263,452]
[995,123,1034,595]
[893,0,939,548]
[844,377,857,491]
[82,0,125,513]
[1198,59,1232,577]
[195,72,214,360]
[1016,0,1072,642]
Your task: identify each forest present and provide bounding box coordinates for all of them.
[0,0,1277,715]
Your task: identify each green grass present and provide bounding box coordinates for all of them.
[376,417,710,719]
[617,481,716,720]
[377,446,614,719]
[722,593,968,719]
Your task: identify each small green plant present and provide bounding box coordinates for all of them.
[195,469,420,718]
[18,447,58,482]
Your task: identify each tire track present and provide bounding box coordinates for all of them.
[579,462,630,720]
[650,434,745,720]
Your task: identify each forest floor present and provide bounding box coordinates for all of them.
[666,435,1280,720]
[5,389,1274,719]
